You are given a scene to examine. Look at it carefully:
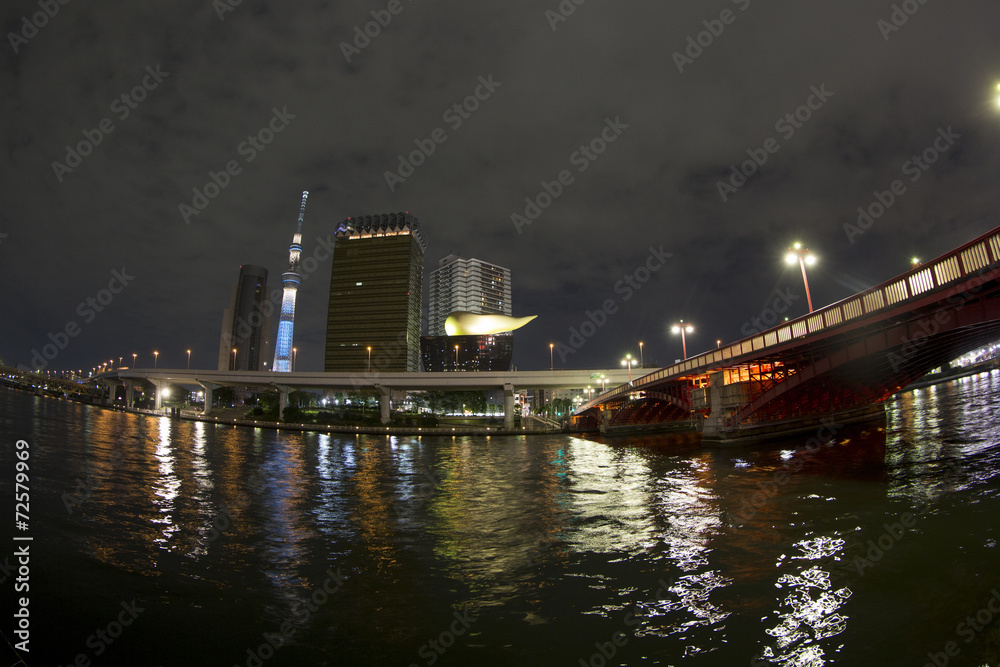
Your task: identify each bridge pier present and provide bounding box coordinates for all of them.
[198,381,220,416]
[99,379,118,406]
[273,384,294,418]
[149,379,167,411]
[376,385,391,425]
[503,383,515,430]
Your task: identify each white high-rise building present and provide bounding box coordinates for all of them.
[428,255,512,336]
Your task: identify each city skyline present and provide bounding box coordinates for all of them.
[3,3,1000,374]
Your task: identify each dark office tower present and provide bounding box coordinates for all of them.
[324,213,425,372]
[218,265,273,372]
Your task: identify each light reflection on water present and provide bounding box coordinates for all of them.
[3,373,1000,666]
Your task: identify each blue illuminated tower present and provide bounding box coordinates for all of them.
[272,191,308,372]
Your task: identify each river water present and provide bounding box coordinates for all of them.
[2,373,1000,667]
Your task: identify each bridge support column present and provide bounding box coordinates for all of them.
[702,372,737,439]
[99,380,118,406]
[503,383,515,430]
[150,379,166,411]
[198,382,220,416]
[376,385,391,425]
[274,385,294,419]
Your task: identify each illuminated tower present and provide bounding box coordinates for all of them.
[272,191,308,372]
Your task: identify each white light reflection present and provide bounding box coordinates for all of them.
[151,419,182,548]
[758,536,851,666]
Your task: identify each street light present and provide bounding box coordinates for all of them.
[119,356,123,367]
[132,353,137,368]
[367,346,372,372]
[231,348,237,371]
[785,242,817,313]
[639,341,644,368]
[454,344,460,370]
[549,343,554,371]
[716,339,722,349]
[621,354,635,384]
[186,349,191,369]
[153,350,159,368]
[292,347,297,372]
[671,320,694,360]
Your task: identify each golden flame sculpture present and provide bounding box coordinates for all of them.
[444,312,537,336]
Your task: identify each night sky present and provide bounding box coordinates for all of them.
[3,1,1000,374]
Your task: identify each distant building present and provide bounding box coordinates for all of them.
[324,213,425,373]
[428,255,512,336]
[421,333,513,372]
[218,265,272,371]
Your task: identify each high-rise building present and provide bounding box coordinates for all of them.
[272,191,309,372]
[429,255,512,336]
[324,212,425,373]
[218,265,272,372]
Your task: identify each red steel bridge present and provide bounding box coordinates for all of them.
[572,225,1000,443]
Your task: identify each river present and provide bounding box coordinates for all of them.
[1,372,999,666]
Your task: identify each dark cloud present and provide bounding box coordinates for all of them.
[2,0,1000,373]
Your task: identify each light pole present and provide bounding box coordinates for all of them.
[549,343,554,371]
[186,349,191,369]
[639,341,644,368]
[716,339,721,349]
[621,354,634,384]
[785,242,817,313]
[454,344,460,370]
[132,353,137,368]
[292,347,297,372]
[231,348,237,371]
[367,346,372,372]
[671,320,694,360]
[153,351,159,368]
[119,356,123,368]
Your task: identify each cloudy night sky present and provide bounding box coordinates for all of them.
[2,0,1000,374]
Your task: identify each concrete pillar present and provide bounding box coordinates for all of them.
[701,372,726,438]
[198,382,220,416]
[376,384,391,425]
[503,383,515,430]
[99,380,117,406]
[273,384,294,418]
[150,379,166,411]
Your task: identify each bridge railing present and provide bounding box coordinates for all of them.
[579,225,1000,412]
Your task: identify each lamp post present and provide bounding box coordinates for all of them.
[639,341,644,368]
[231,348,237,371]
[454,344,460,370]
[621,354,634,384]
[132,353,137,368]
[119,356,123,368]
[716,339,721,349]
[785,242,817,313]
[549,343,554,371]
[186,349,191,369]
[671,320,694,360]
[153,351,159,368]
[292,347,297,372]
[367,346,372,372]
